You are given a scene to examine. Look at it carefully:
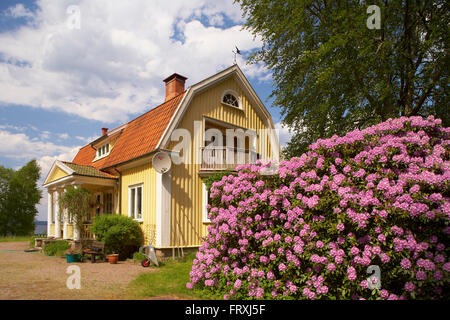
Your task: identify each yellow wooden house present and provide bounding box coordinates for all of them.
[42,65,279,256]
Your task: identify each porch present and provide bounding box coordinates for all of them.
[48,222,95,240]
[43,160,119,241]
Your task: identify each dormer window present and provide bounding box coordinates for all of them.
[222,90,242,109]
[95,143,110,160]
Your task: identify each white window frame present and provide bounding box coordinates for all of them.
[221,89,242,110]
[94,142,111,161]
[128,183,143,222]
[202,182,211,223]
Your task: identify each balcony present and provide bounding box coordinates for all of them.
[200,146,258,171]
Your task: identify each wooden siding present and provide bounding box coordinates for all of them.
[167,75,274,247]
[120,162,157,245]
[45,167,69,184]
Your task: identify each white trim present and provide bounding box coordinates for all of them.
[43,175,117,188]
[62,189,69,239]
[155,171,171,247]
[157,65,276,150]
[54,190,61,238]
[43,160,75,185]
[128,183,143,220]
[221,89,242,110]
[155,87,191,150]
[202,182,211,223]
[93,142,111,161]
[47,191,53,237]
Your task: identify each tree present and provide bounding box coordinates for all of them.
[0,160,42,236]
[58,186,92,237]
[236,0,449,157]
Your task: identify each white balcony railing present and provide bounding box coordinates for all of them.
[200,146,258,170]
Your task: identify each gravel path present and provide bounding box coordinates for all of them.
[0,241,157,300]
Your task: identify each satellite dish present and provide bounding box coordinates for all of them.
[152,151,172,174]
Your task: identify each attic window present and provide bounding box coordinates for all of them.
[222,90,241,109]
[95,143,110,160]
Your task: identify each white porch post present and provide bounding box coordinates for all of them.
[156,171,171,247]
[47,191,53,237]
[73,185,80,241]
[54,190,61,238]
[62,189,69,239]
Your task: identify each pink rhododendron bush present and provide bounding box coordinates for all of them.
[187,116,450,300]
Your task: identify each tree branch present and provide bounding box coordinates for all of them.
[412,70,441,114]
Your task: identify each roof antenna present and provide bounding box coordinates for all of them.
[232,46,241,65]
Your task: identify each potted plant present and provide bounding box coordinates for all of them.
[107,253,119,264]
[65,248,82,263]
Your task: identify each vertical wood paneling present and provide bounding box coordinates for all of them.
[121,162,157,245]
[168,76,274,247]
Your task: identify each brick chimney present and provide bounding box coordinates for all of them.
[163,73,187,102]
[102,127,108,136]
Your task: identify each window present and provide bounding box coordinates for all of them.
[95,143,110,160]
[104,192,113,214]
[129,184,143,221]
[222,90,241,109]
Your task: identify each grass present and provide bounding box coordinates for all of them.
[0,235,34,243]
[128,253,217,300]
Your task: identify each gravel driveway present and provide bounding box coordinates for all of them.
[0,241,156,300]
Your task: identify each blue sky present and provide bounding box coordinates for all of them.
[0,0,290,220]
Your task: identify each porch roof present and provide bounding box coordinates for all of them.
[43,160,118,189]
[60,161,117,179]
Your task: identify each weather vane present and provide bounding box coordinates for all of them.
[232,46,241,64]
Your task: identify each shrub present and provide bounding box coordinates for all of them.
[133,251,147,262]
[44,240,69,257]
[90,215,144,260]
[187,116,449,300]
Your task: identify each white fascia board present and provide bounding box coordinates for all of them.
[157,64,277,150]
[155,87,191,150]
[42,160,75,186]
[55,160,76,175]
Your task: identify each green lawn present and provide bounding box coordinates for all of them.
[128,253,217,300]
[0,235,33,243]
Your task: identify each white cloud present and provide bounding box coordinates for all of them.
[0,0,269,123]
[0,129,75,160]
[39,130,51,140]
[4,3,35,19]
[0,124,27,132]
[274,122,295,147]
[0,128,82,221]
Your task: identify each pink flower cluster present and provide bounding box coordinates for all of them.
[187,116,449,300]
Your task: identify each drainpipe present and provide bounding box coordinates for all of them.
[113,167,122,214]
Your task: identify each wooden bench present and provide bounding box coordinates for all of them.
[82,241,106,263]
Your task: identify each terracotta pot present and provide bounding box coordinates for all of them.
[107,254,119,264]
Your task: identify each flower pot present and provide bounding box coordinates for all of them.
[66,253,82,263]
[107,254,119,264]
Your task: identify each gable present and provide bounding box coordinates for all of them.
[44,166,70,184]
[157,64,276,150]
[70,65,277,170]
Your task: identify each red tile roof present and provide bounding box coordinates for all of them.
[72,91,185,170]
